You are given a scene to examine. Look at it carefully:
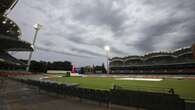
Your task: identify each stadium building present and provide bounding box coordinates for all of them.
[0,0,32,66]
[110,44,195,74]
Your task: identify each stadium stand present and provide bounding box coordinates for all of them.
[0,0,33,67]
[110,45,195,74]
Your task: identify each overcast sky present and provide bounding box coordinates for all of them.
[8,0,195,67]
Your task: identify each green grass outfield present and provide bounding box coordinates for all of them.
[49,76,195,100]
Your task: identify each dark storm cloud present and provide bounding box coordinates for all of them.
[133,0,195,52]
[67,37,85,44]
[71,0,128,33]
[42,40,55,47]
[111,47,129,55]
[71,48,104,57]
[90,38,107,46]
[136,17,187,51]
[175,35,195,49]
[175,20,195,48]
[143,18,185,38]
[36,46,92,58]
[9,0,195,66]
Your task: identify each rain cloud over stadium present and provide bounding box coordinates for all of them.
[8,0,195,66]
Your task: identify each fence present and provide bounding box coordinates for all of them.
[9,77,185,110]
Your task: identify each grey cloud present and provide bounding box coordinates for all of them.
[36,46,92,58]
[72,0,128,33]
[44,32,86,45]
[71,48,104,57]
[136,17,194,52]
[42,40,55,47]
[143,18,185,38]
[89,38,128,55]
[175,20,195,48]
[9,0,195,66]
[111,47,129,55]
[175,35,195,49]
[88,38,107,47]
[67,37,85,44]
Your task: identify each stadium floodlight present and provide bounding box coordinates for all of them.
[33,24,42,30]
[104,45,110,74]
[104,45,110,52]
[26,24,42,72]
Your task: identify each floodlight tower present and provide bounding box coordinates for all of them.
[26,24,42,71]
[104,45,110,74]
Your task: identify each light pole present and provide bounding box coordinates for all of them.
[26,24,42,72]
[104,45,110,74]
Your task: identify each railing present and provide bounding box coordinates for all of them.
[9,77,185,110]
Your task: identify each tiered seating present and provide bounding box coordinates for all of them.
[110,45,195,74]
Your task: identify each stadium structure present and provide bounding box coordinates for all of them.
[110,44,195,74]
[0,0,33,66]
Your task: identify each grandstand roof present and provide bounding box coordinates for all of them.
[0,0,18,15]
[111,46,192,62]
[0,16,33,51]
